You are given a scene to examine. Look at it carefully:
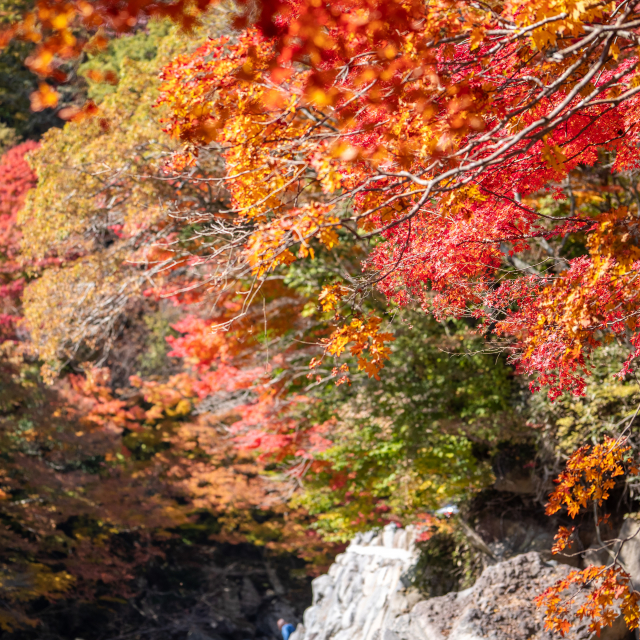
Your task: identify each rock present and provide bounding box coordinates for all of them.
[295,525,419,640]
[294,529,634,640]
[616,515,640,588]
[389,553,587,640]
[384,524,398,548]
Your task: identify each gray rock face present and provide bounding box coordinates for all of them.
[291,524,419,640]
[387,552,592,640]
[616,515,640,589]
[292,527,631,640]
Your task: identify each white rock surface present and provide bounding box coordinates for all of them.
[291,525,419,640]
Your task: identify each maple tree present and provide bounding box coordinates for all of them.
[147,0,640,401]
[7,0,640,395]
[8,1,640,637]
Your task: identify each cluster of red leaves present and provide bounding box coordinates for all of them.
[368,78,640,397]
[157,310,333,471]
[153,1,640,397]
[495,208,640,398]
[0,142,38,338]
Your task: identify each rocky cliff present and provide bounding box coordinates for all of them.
[290,525,634,640]
[292,526,420,640]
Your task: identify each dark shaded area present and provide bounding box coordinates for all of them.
[3,536,312,640]
[0,42,67,141]
[413,439,638,600]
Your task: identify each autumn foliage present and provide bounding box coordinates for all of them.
[4,0,640,637]
[6,0,640,395]
[536,437,640,635]
[0,141,37,337]
[151,1,640,399]
[0,31,339,627]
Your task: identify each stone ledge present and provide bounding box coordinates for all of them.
[346,545,416,561]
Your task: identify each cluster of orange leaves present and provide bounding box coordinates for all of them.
[1,0,218,114]
[314,285,395,380]
[311,314,394,381]
[546,437,639,519]
[536,437,640,636]
[537,565,640,637]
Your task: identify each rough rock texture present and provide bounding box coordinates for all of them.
[387,552,597,640]
[616,515,640,589]
[292,526,632,640]
[292,525,420,640]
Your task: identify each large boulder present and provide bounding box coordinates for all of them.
[387,552,608,640]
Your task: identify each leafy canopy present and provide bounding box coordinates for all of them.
[152,0,640,400]
[8,1,640,635]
